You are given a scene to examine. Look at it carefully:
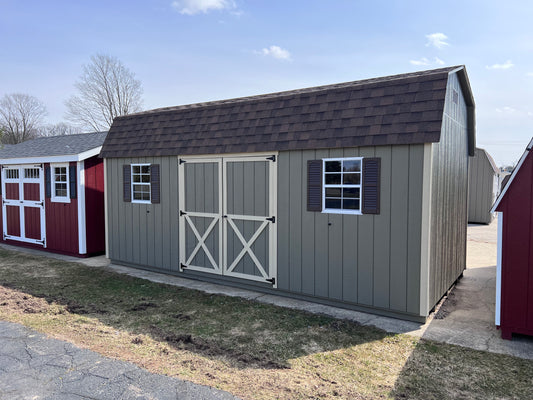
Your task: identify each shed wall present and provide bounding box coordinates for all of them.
[106,146,426,318]
[428,72,469,311]
[277,145,425,316]
[44,161,79,255]
[84,156,106,255]
[106,156,180,271]
[497,150,533,338]
[468,149,496,224]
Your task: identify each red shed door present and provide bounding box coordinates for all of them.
[2,166,45,246]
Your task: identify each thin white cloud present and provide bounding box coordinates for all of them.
[486,60,514,70]
[526,72,533,77]
[426,33,449,49]
[496,106,516,113]
[171,0,235,15]
[258,45,291,60]
[410,57,445,67]
[410,57,430,66]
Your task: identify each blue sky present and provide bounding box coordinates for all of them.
[1,0,532,166]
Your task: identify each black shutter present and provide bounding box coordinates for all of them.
[362,157,381,214]
[45,166,51,198]
[150,164,160,204]
[123,164,131,202]
[307,160,323,212]
[69,165,77,199]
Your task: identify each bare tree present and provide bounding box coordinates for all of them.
[65,54,143,131]
[41,122,82,137]
[0,93,47,144]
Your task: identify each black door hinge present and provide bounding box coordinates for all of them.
[179,158,186,165]
[266,216,275,223]
[266,155,276,162]
[180,263,187,269]
[266,277,275,285]
[180,210,187,216]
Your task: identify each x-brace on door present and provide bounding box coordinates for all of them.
[178,154,277,287]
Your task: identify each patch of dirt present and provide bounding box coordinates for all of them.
[148,325,287,370]
[172,313,192,321]
[434,292,457,319]
[0,286,51,314]
[130,302,158,311]
[66,301,108,315]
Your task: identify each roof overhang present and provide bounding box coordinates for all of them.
[490,137,533,212]
[450,66,476,156]
[0,146,102,166]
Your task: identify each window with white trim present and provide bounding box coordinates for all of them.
[132,164,151,203]
[51,164,69,202]
[323,157,362,214]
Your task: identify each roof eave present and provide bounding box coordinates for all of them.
[450,66,476,156]
[491,137,533,212]
[0,146,102,165]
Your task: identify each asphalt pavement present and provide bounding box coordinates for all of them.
[0,321,238,400]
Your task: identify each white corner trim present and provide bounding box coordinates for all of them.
[495,212,503,326]
[77,161,87,255]
[491,137,533,212]
[420,143,433,317]
[104,158,109,259]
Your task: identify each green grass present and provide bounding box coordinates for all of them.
[0,247,532,399]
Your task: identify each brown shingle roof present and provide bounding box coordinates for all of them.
[101,66,470,158]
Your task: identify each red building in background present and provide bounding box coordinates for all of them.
[0,132,106,257]
[492,137,533,339]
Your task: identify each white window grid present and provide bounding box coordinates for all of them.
[5,168,19,180]
[24,168,40,180]
[51,164,70,202]
[322,157,363,214]
[131,164,151,203]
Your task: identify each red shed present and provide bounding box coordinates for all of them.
[0,132,107,257]
[491,137,533,339]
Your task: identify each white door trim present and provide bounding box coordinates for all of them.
[1,164,46,246]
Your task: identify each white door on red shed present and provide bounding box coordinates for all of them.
[1,165,46,246]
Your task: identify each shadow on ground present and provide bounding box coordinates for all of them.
[0,247,397,371]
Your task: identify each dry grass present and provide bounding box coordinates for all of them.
[0,248,532,399]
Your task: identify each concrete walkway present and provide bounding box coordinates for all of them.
[2,220,533,363]
[0,321,238,400]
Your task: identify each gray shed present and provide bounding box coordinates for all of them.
[100,66,475,322]
[468,148,500,224]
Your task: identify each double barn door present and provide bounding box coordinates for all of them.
[178,155,277,287]
[2,165,45,245]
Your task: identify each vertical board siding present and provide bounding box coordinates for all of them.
[84,156,106,254]
[6,183,19,200]
[6,206,21,236]
[24,207,41,240]
[498,150,533,336]
[107,156,179,272]
[468,149,496,224]
[107,146,426,318]
[23,183,40,201]
[428,72,469,311]
[277,144,425,316]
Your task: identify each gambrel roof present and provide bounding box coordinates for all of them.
[101,66,475,158]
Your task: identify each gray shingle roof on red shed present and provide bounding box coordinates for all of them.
[100,66,474,158]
